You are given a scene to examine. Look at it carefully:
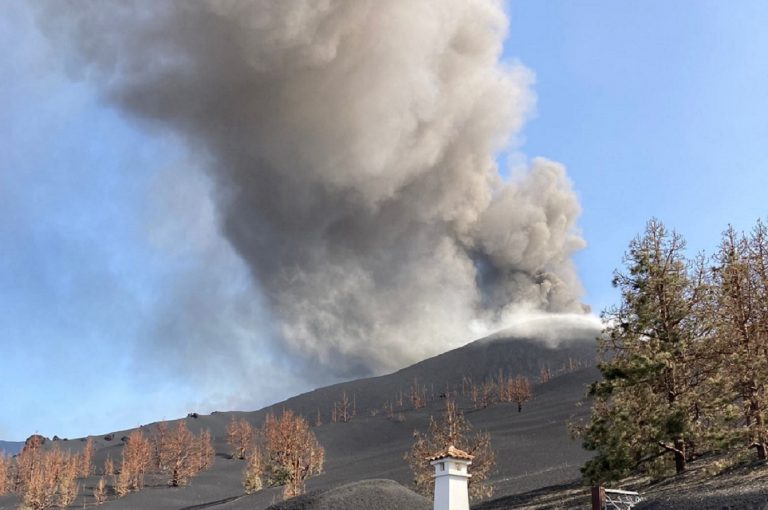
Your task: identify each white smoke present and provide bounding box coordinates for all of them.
[36,0,590,383]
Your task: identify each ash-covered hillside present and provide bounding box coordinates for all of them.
[0,443,22,456]
[0,330,599,510]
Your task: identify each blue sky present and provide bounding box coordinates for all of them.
[504,0,768,312]
[2,1,767,441]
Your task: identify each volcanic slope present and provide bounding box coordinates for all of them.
[0,442,22,456]
[0,330,599,510]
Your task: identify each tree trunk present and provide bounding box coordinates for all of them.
[756,443,767,460]
[750,392,767,460]
[517,403,522,413]
[673,437,686,474]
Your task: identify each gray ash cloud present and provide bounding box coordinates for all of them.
[37,0,589,382]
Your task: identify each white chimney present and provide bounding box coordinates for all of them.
[429,445,473,510]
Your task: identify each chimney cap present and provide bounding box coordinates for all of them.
[427,445,474,462]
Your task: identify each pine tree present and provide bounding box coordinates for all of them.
[578,220,708,482]
[711,224,768,458]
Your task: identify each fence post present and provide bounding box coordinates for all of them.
[591,485,605,510]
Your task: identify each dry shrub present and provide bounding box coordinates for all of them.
[115,430,151,497]
[262,410,324,499]
[242,447,263,494]
[226,417,255,460]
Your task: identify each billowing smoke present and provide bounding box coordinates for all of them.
[37,0,589,382]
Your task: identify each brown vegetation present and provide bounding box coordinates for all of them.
[3,422,213,507]
[195,428,215,471]
[147,421,214,486]
[15,446,79,510]
[409,379,426,409]
[158,422,196,487]
[331,391,354,423]
[79,437,93,478]
[242,447,263,494]
[262,410,325,499]
[0,452,10,496]
[115,429,151,497]
[103,456,114,477]
[93,476,107,505]
[508,375,532,412]
[406,397,494,501]
[227,417,255,460]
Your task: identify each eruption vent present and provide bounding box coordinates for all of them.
[39,0,588,381]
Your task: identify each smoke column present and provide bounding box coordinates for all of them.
[37,0,590,381]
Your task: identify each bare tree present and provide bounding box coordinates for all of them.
[406,397,494,500]
[18,446,79,510]
[79,437,94,477]
[150,421,213,486]
[242,447,263,494]
[410,378,426,409]
[262,410,325,499]
[226,417,255,460]
[0,452,9,496]
[93,476,107,505]
[333,391,352,423]
[495,370,508,402]
[115,430,151,497]
[539,366,552,384]
[508,375,532,412]
[13,435,44,493]
[194,428,215,471]
[103,456,114,478]
[162,422,196,487]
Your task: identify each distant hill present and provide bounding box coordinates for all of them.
[0,441,22,456]
[0,330,600,510]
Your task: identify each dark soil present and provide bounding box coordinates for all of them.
[265,479,431,510]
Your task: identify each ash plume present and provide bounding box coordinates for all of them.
[37,1,590,382]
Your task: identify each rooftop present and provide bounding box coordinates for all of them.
[428,445,474,462]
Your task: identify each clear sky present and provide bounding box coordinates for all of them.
[1,1,767,441]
